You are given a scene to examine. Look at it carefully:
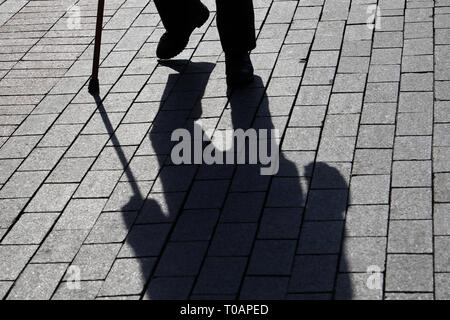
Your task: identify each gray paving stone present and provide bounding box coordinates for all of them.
[258,207,303,239]
[185,180,229,209]
[333,74,367,93]
[302,68,335,86]
[335,273,383,300]
[103,181,152,212]
[68,243,121,281]
[144,277,194,300]
[137,192,186,223]
[171,210,219,242]
[305,189,348,221]
[286,293,332,300]
[434,147,450,172]
[99,257,156,297]
[0,135,40,158]
[266,177,308,208]
[435,204,450,236]
[283,127,321,151]
[434,123,450,146]
[2,212,58,245]
[435,173,450,203]
[0,281,13,299]
[18,147,65,171]
[0,198,28,229]
[436,273,450,300]
[118,223,171,258]
[338,57,370,74]
[296,85,332,105]
[194,257,247,295]
[345,204,389,237]
[371,48,402,65]
[322,114,360,137]
[392,161,432,187]
[151,165,195,192]
[317,136,356,162]
[404,38,434,55]
[221,192,265,222]
[394,136,432,160]
[55,198,106,230]
[209,223,257,257]
[0,245,38,280]
[385,293,433,300]
[91,146,136,171]
[13,114,58,136]
[38,124,83,148]
[353,149,392,175]
[368,65,400,82]
[388,220,433,253]
[52,280,102,300]
[340,237,386,272]
[74,170,123,198]
[85,211,137,244]
[328,93,363,114]
[248,240,296,275]
[310,162,351,189]
[277,151,316,177]
[298,221,343,254]
[385,254,433,292]
[7,263,68,300]
[0,171,48,198]
[289,255,338,292]
[47,157,95,183]
[266,77,301,96]
[401,73,434,92]
[240,276,289,300]
[399,91,433,113]
[390,188,432,220]
[364,82,399,103]
[349,175,390,205]
[357,125,395,148]
[66,134,109,157]
[373,31,403,48]
[25,183,77,212]
[308,51,340,67]
[0,159,22,184]
[435,237,450,272]
[402,55,433,72]
[155,241,208,277]
[32,229,89,263]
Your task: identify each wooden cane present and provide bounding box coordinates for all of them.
[88,0,105,94]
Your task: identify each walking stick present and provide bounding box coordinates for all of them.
[88,0,105,94]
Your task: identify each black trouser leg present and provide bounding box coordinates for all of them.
[216,0,256,53]
[153,0,202,33]
[154,0,256,53]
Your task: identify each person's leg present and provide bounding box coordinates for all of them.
[154,0,210,59]
[215,0,256,86]
[215,0,256,54]
[154,0,201,34]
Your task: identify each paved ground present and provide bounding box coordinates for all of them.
[0,0,449,300]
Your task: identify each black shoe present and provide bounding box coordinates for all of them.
[156,3,210,60]
[225,52,254,87]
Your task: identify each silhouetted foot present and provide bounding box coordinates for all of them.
[225,52,254,87]
[156,3,210,60]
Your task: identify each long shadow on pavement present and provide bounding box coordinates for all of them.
[92,60,352,300]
